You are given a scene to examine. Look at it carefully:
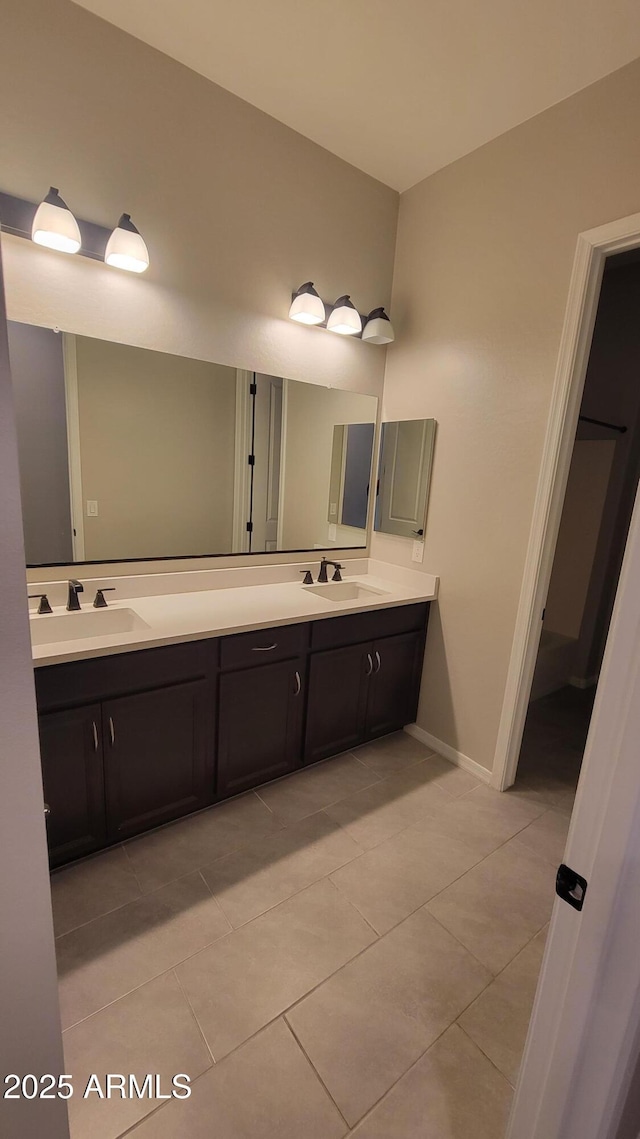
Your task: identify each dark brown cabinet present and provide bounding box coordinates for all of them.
[305,643,370,763]
[38,704,106,867]
[35,604,429,867]
[218,658,305,796]
[304,624,426,763]
[104,679,212,841]
[366,631,424,739]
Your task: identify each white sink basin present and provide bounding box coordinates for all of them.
[30,607,150,647]
[304,581,389,603]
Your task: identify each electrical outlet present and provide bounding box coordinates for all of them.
[86,500,98,517]
[328,523,337,541]
[412,539,424,564]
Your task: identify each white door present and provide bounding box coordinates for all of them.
[508,478,640,1138]
[377,418,436,538]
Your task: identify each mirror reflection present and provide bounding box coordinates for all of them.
[8,322,377,565]
[374,418,436,539]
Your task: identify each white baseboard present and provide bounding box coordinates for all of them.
[569,674,599,690]
[403,723,492,785]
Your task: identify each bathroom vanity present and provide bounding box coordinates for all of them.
[32,574,433,867]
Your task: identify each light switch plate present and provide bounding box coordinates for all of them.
[412,540,424,564]
[87,500,98,517]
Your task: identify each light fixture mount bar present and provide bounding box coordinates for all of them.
[1,190,115,263]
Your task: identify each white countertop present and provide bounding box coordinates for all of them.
[30,561,438,668]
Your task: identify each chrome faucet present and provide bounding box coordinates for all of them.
[67,579,84,611]
[318,558,343,583]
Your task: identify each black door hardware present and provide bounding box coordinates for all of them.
[556,863,588,912]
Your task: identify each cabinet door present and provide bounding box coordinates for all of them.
[103,680,213,841]
[304,643,370,764]
[218,659,304,798]
[366,631,424,739]
[38,704,106,867]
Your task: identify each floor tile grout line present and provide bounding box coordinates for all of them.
[206,844,372,932]
[455,1018,518,1089]
[172,965,217,1068]
[283,1015,353,1131]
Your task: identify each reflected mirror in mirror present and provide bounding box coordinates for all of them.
[374,418,436,539]
[8,321,377,565]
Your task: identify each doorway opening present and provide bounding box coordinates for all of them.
[513,250,640,805]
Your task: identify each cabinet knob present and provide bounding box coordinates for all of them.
[44,803,51,818]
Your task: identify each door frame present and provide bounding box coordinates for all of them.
[492,210,640,792]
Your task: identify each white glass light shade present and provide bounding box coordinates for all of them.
[105,214,149,273]
[31,188,81,254]
[289,282,325,325]
[362,307,395,345]
[327,295,362,336]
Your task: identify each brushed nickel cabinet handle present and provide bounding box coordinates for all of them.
[44,803,51,818]
[109,716,115,746]
[252,643,278,652]
[365,653,373,677]
[294,670,301,696]
[92,721,99,751]
[375,651,381,673]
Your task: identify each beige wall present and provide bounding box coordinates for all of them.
[0,0,397,574]
[374,56,640,774]
[75,337,236,560]
[280,383,377,550]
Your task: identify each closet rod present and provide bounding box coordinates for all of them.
[579,414,627,434]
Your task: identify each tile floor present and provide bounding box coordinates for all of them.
[50,698,588,1139]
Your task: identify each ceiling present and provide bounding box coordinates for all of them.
[73,0,640,191]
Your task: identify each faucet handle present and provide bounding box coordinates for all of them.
[28,593,53,615]
[93,588,116,609]
[332,564,343,582]
[299,570,314,585]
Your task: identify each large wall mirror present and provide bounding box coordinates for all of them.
[374,419,436,539]
[8,321,378,566]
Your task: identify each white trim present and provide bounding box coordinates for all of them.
[403,722,492,784]
[493,211,640,792]
[62,333,85,561]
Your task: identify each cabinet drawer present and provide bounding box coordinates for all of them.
[35,638,218,712]
[220,622,309,671]
[310,603,428,652]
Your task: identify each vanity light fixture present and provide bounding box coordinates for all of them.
[362,306,395,345]
[31,187,81,254]
[289,281,325,325]
[104,213,150,274]
[0,187,151,273]
[326,295,362,336]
